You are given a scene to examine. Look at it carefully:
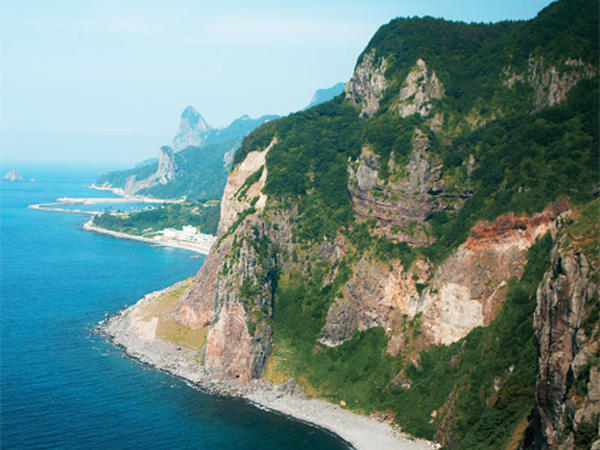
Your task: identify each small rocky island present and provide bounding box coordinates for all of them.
[3,170,23,182]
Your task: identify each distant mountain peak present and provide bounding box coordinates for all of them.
[172,106,212,152]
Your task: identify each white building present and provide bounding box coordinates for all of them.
[182,225,197,236]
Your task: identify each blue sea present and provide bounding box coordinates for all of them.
[0,166,347,450]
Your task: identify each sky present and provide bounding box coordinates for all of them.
[1,0,556,167]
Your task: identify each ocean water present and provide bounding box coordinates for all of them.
[0,166,347,450]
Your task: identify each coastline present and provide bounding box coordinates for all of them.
[100,283,434,450]
[83,219,213,255]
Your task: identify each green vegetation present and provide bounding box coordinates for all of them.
[268,235,553,446]
[425,79,599,263]
[92,200,220,236]
[228,1,597,267]
[228,2,600,447]
[388,234,552,446]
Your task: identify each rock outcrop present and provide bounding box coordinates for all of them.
[123,146,177,195]
[529,57,597,111]
[533,211,599,449]
[171,106,211,152]
[504,56,596,111]
[318,206,565,351]
[218,137,275,235]
[176,139,279,381]
[345,49,389,118]
[397,59,444,118]
[318,257,419,348]
[2,170,23,182]
[419,206,565,345]
[349,130,462,244]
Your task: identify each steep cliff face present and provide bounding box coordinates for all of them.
[218,137,275,235]
[349,130,464,244]
[504,56,597,111]
[533,205,599,449]
[419,206,564,345]
[317,206,564,353]
[123,146,178,195]
[397,59,444,118]
[344,49,388,118]
[318,256,418,348]
[177,140,279,381]
[171,106,211,152]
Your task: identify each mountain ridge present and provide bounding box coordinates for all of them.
[96,82,345,200]
[171,0,599,448]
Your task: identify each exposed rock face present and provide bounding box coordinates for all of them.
[204,300,254,381]
[318,207,563,351]
[398,59,444,117]
[218,137,275,235]
[504,56,596,111]
[349,130,460,244]
[345,49,389,118]
[171,106,211,152]
[419,207,564,345]
[534,213,599,449]
[529,57,596,111]
[123,146,177,195]
[156,146,177,184]
[318,257,419,348]
[176,139,279,381]
[2,170,23,182]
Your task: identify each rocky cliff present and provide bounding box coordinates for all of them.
[348,129,463,244]
[533,205,599,449]
[505,57,597,112]
[176,139,279,380]
[397,59,444,118]
[171,106,211,152]
[318,204,567,353]
[168,1,598,447]
[344,49,388,118]
[121,146,177,195]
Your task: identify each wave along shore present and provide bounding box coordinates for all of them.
[100,282,434,450]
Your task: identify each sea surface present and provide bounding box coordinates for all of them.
[0,166,347,450]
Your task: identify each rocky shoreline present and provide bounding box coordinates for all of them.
[99,282,434,450]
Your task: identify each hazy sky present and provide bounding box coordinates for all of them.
[1,0,555,166]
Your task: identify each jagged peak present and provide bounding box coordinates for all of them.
[180,106,210,130]
[171,106,211,152]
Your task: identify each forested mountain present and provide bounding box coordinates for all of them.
[96,84,348,201]
[164,1,599,447]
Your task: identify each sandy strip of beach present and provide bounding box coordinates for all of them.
[83,219,213,255]
[101,283,435,450]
